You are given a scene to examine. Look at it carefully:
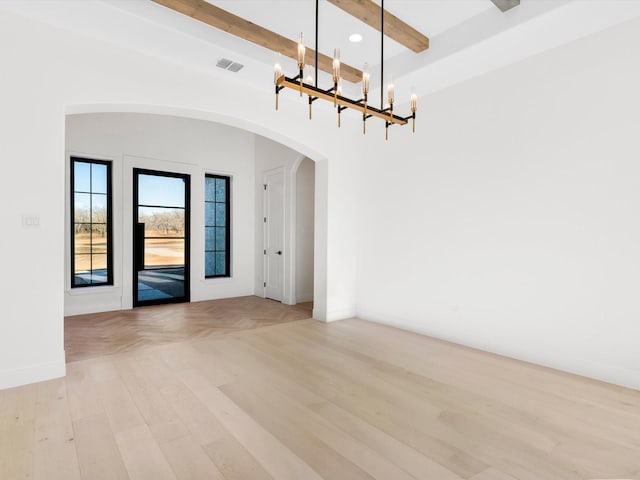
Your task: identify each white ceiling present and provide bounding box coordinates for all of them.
[2,0,640,106]
[206,0,493,68]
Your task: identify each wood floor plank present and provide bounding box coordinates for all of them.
[222,379,427,480]
[246,325,632,480]
[0,383,37,479]
[160,434,226,480]
[220,381,377,480]
[158,377,231,447]
[320,319,640,449]
[339,318,640,411]
[96,377,146,434]
[115,424,177,480]
[64,295,312,362]
[33,379,81,480]
[72,413,129,480]
[116,355,191,445]
[469,467,520,480]
[230,333,490,478]
[0,297,637,479]
[0,420,35,479]
[181,370,324,480]
[279,322,629,480]
[204,432,274,480]
[204,339,462,480]
[350,318,640,410]
[310,400,463,480]
[269,326,592,479]
[65,362,104,421]
[158,342,237,386]
[283,323,563,452]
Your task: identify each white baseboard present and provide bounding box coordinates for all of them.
[321,307,356,323]
[0,356,66,390]
[360,314,640,392]
[65,290,257,316]
[64,302,124,316]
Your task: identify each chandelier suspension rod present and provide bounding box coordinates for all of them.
[315,0,319,88]
[381,0,384,110]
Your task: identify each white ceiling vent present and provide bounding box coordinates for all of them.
[227,62,244,72]
[216,58,244,72]
[216,57,233,69]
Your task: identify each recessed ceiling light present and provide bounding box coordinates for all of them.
[349,33,363,43]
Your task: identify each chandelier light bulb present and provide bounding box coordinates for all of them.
[332,48,341,83]
[297,32,306,69]
[274,62,282,85]
[362,62,370,96]
[273,52,282,85]
[410,88,417,133]
[387,74,395,105]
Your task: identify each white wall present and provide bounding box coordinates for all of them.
[356,17,640,390]
[8,1,637,392]
[65,113,256,315]
[296,158,315,303]
[0,9,358,389]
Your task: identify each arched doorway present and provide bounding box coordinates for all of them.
[64,105,328,320]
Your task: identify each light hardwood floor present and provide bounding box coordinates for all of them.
[64,296,313,362]
[2,296,639,479]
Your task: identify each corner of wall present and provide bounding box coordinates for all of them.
[320,307,357,323]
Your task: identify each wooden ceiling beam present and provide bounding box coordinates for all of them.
[150,0,363,83]
[327,0,429,53]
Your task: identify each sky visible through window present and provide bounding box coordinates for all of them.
[73,162,107,214]
[74,161,107,193]
[138,174,185,208]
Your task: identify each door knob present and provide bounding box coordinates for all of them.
[277,250,282,255]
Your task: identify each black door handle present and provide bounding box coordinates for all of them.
[277,250,282,255]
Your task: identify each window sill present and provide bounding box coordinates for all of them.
[67,285,119,295]
[201,277,233,283]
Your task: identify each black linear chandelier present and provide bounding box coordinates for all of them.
[273,0,417,140]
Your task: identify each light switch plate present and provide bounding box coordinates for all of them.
[22,214,40,228]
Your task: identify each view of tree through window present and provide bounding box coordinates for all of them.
[71,158,112,287]
[205,174,230,278]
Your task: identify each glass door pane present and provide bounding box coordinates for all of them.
[133,169,190,306]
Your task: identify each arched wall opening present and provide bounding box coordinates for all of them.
[1,9,359,390]
[64,105,329,321]
[288,156,315,306]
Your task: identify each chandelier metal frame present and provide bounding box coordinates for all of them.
[273,0,417,140]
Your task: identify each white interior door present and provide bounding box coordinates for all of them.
[264,169,284,301]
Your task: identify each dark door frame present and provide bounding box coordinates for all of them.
[133,168,191,307]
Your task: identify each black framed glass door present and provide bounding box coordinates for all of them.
[133,169,190,306]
